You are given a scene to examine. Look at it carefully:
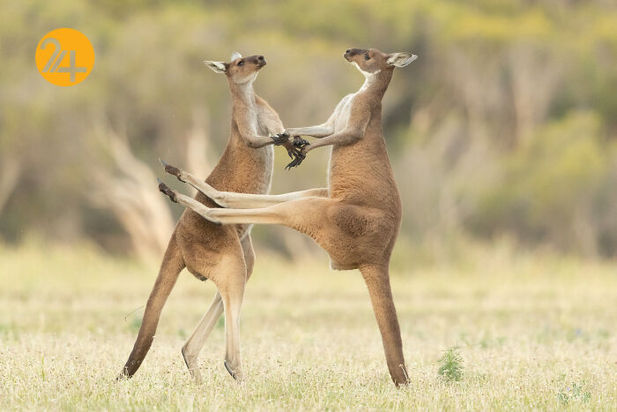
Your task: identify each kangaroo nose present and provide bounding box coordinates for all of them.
[346,49,351,54]
[257,55,264,61]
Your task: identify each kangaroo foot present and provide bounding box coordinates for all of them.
[182,348,203,384]
[158,179,177,203]
[224,360,243,381]
[115,372,129,381]
[159,159,185,182]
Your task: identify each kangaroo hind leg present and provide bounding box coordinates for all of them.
[213,252,248,381]
[181,236,256,383]
[359,264,409,386]
[119,232,185,379]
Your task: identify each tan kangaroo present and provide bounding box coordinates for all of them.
[118,52,300,382]
[159,48,417,386]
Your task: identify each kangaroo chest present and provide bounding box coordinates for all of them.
[333,94,355,133]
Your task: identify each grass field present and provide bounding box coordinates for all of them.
[1,240,617,410]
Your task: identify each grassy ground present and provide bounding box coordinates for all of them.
[1,240,617,410]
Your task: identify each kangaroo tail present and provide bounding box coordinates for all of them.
[119,232,185,378]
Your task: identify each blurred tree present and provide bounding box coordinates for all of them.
[1,0,617,259]
[470,112,614,257]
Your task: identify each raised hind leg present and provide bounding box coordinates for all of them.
[181,236,256,383]
[160,161,327,208]
[158,181,333,228]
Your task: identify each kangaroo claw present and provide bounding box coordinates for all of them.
[292,135,309,148]
[160,159,185,182]
[158,178,177,203]
[115,372,129,381]
[270,131,290,145]
[224,360,239,380]
[285,151,306,170]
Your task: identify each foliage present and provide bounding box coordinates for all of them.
[1,0,617,259]
[437,347,464,382]
[557,382,592,406]
[470,111,617,256]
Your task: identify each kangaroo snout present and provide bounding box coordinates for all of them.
[344,48,367,61]
[256,55,266,67]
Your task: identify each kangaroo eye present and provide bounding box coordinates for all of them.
[364,54,370,60]
[237,60,244,66]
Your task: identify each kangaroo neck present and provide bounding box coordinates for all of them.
[356,68,393,102]
[229,80,256,110]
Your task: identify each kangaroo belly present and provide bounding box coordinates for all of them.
[208,141,274,195]
[175,138,273,280]
[329,144,400,212]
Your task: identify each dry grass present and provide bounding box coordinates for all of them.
[1,240,617,410]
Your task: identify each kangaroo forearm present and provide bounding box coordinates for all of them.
[245,135,274,148]
[306,131,361,153]
[287,125,334,138]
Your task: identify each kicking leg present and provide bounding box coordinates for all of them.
[159,181,333,228]
[160,161,326,208]
[204,187,328,209]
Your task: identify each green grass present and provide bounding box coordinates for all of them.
[438,347,464,382]
[1,240,617,410]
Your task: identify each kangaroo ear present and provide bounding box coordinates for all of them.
[230,51,242,61]
[386,52,418,68]
[203,60,228,73]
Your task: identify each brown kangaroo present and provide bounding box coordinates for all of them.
[159,48,417,386]
[118,52,299,382]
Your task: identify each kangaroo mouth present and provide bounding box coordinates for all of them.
[344,48,367,62]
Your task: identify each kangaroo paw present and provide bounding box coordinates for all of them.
[285,151,306,170]
[270,131,290,145]
[292,135,309,148]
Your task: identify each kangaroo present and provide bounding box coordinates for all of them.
[158,48,417,386]
[118,52,300,382]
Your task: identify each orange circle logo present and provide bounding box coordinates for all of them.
[35,28,95,87]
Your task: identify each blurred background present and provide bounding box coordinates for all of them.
[2,0,617,266]
[3,3,617,407]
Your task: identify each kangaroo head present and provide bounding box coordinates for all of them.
[204,52,267,85]
[344,48,417,76]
